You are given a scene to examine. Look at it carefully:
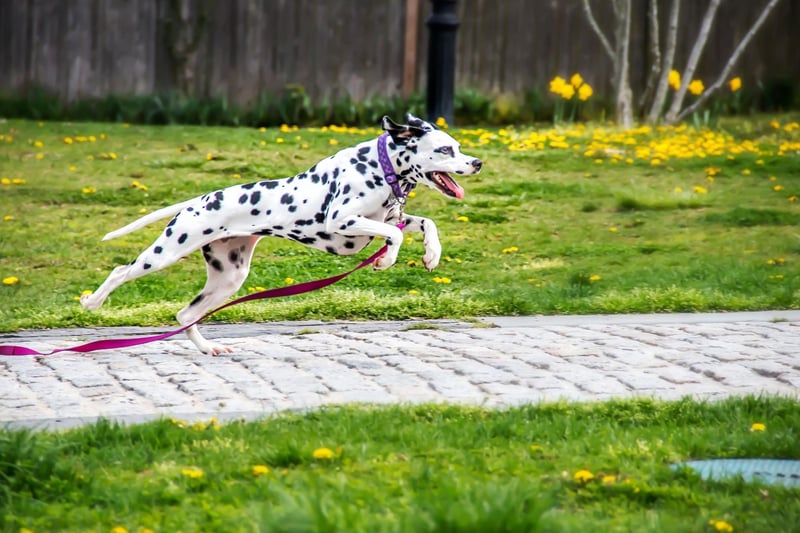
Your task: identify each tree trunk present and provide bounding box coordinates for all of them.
[613,0,634,129]
[647,0,681,123]
[638,0,661,114]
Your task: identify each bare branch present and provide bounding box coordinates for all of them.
[676,0,784,121]
[664,0,722,123]
[580,0,616,62]
[647,0,681,123]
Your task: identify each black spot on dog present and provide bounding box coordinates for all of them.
[344,241,356,249]
[229,250,240,263]
[365,180,375,189]
[343,184,351,194]
[190,294,204,306]
[210,259,224,272]
[261,181,279,189]
[355,163,367,175]
[186,207,194,212]
[273,225,284,230]
[143,263,151,270]
[317,231,332,240]
[288,205,297,212]
[311,173,320,184]
[281,193,294,205]
[350,158,358,165]
[315,213,325,224]
[203,228,213,235]
[239,194,248,204]
[326,246,338,254]
[358,146,370,156]
[166,228,173,237]
[369,160,378,168]
[251,209,260,216]
[167,216,178,228]
[178,233,188,244]
[154,246,163,254]
[253,229,273,236]
[242,182,256,190]
[296,219,314,226]
[250,191,261,204]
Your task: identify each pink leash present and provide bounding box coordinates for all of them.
[0,244,389,356]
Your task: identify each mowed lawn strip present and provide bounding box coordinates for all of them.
[2,398,799,532]
[1,116,799,331]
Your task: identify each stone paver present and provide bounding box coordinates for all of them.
[1,311,799,429]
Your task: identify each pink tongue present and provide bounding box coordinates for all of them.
[441,173,465,199]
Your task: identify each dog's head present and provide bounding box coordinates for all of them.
[381,113,482,200]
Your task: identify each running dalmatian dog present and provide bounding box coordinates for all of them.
[81,114,483,355]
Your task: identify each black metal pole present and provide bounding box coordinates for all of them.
[426,0,459,125]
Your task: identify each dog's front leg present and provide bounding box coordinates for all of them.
[401,214,441,271]
[333,215,404,270]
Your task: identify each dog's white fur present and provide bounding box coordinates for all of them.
[81,114,482,354]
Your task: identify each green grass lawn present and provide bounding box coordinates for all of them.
[1,115,799,331]
[2,397,798,532]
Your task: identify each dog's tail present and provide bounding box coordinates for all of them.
[102,199,195,241]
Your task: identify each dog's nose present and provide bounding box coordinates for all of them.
[471,159,483,171]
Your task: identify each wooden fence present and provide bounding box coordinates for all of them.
[1,0,798,106]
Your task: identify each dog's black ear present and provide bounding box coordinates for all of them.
[406,113,436,131]
[381,115,426,144]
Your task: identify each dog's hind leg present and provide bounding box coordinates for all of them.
[176,236,260,355]
[81,235,191,311]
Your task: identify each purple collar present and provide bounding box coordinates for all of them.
[377,133,414,202]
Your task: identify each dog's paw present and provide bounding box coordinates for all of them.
[422,250,440,271]
[373,251,398,271]
[199,343,234,356]
[80,292,102,310]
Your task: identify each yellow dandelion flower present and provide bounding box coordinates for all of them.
[742,169,751,175]
[693,186,708,194]
[313,447,335,459]
[3,215,13,221]
[3,276,20,285]
[33,140,43,148]
[408,289,420,295]
[111,527,128,533]
[69,165,77,172]
[570,73,584,88]
[435,116,449,129]
[329,138,339,145]
[63,137,74,144]
[0,178,9,185]
[574,469,595,483]
[750,422,766,432]
[252,464,270,476]
[770,120,780,129]
[12,178,25,185]
[284,277,295,285]
[708,519,734,533]
[789,195,797,202]
[729,77,742,92]
[601,475,617,485]
[609,226,618,232]
[589,275,601,282]
[206,153,214,161]
[502,246,519,254]
[773,185,784,191]
[181,467,204,479]
[35,153,44,160]
[455,215,470,222]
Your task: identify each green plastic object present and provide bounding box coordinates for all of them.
[674,459,800,488]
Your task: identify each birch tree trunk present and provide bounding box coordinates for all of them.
[637,0,661,114]
[646,0,681,124]
[613,0,634,129]
[663,0,722,124]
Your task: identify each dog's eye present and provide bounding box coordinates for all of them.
[434,146,454,157]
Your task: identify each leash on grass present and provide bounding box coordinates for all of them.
[0,244,390,356]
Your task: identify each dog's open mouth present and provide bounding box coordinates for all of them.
[428,171,465,199]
